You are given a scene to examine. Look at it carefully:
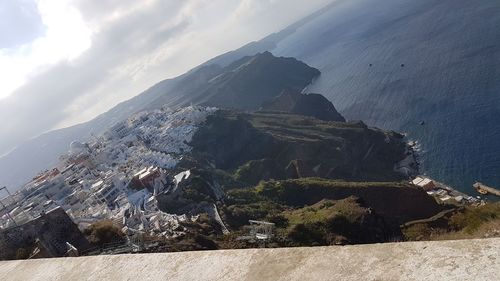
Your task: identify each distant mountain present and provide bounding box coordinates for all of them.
[0,53,319,189]
[145,51,320,111]
[4,0,500,194]
[261,89,346,122]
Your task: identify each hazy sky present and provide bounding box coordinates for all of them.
[0,0,332,155]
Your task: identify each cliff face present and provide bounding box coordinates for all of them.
[194,52,321,110]
[255,179,446,224]
[189,110,413,183]
[261,89,346,122]
[0,208,90,260]
[145,51,321,112]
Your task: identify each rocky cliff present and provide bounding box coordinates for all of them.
[155,109,434,245]
[189,110,414,183]
[261,89,346,122]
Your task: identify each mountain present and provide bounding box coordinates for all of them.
[187,110,416,183]
[0,53,319,189]
[145,51,320,111]
[197,0,500,194]
[261,89,346,122]
[3,0,500,194]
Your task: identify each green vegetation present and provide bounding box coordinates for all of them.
[182,110,462,247]
[83,220,126,246]
[219,178,423,245]
[234,159,284,185]
[165,175,496,248]
[223,201,283,228]
[284,198,365,226]
[190,110,409,183]
[255,178,412,207]
[283,198,372,245]
[15,247,31,260]
[181,169,222,203]
[449,202,500,233]
[402,202,500,241]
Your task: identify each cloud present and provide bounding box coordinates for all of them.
[0,0,333,155]
[0,0,91,100]
[0,0,46,49]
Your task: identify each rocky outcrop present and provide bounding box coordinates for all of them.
[190,110,411,183]
[261,89,346,122]
[195,52,320,110]
[285,198,402,245]
[255,179,446,224]
[220,178,446,245]
[0,207,90,260]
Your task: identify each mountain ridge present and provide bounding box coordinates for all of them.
[0,52,320,189]
[3,0,500,195]
[261,89,346,122]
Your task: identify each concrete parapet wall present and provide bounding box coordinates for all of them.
[0,238,498,281]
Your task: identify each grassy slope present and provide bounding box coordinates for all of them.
[220,178,447,245]
[403,202,500,241]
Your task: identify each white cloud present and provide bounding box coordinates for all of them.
[0,0,333,154]
[0,0,91,99]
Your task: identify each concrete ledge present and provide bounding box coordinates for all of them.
[0,238,498,281]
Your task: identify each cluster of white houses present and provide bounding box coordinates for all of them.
[1,107,216,239]
[411,176,479,204]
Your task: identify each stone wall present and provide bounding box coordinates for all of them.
[0,207,90,260]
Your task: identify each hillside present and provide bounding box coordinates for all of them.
[2,104,495,256]
[151,110,437,245]
[261,89,346,122]
[152,51,320,111]
[0,53,319,190]
[188,110,415,183]
[218,178,446,246]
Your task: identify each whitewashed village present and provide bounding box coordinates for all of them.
[0,106,487,257]
[0,106,225,254]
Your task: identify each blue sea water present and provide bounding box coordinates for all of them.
[268,0,500,195]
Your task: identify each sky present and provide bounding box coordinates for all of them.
[0,0,333,156]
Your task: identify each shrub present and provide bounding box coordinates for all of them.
[225,188,261,205]
[449,203,500,234]
[84,220,125,246]
[267,214,289,228]
[15,248,30,260]
[193,234,218,250]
